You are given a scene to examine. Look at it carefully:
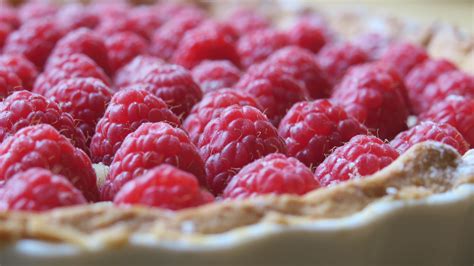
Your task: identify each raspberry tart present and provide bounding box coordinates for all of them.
[0,1,473,266]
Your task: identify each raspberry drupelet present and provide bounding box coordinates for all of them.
[191,60,241,94]
[0,54,39,90]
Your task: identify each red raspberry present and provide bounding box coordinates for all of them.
[223,153,319,199]
[183,89,261,144]
[173,21,240,69]
[191,60,241,93]
[48,28,110,75]
[380,42,429,76]
[390,121,469,155]
[237,29,290,69]
[101,122,205,201]
[56,3,99,32]
[0,67,23,99]
[149,11,205,61]
[197,105,287,194]
[268,46,332,99]
[4,18,64,69]
[224,8,270,36]
[420,96,474,147]
[90,87,180,165]
[287,16,328,53]
[0,168,87,212]
[316,42,369,85]
[331,63,409,140]
[127,63,203,118]
[33,54,111,95]
[0,124,98,201]
[114,164,214,210]
[236,62,309,126]
[416,70,474,113]
[315,135,399,187]
[0,90,88,152]
[278,99,369,169]
[18,2,58,23]
[0,54,39,90]
[113,55,164,88]
[105,32,148,75]
[0,5,20,29]
[0,23,12,50]
[352,33,392,60]
[45,78,113,142]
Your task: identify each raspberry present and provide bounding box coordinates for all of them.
[268,46,332,99]
[191,60,241,93]
[33,54,111,96]
[416,70,474,113]
[113,55,164,88]
[127,63,203,118]
[56,3,99,32]
[173,21,240,69]
[0,168,87,212]
[0,54,39,90]
[48,28,110,74]
[114,164,214,210]
[149,11,205,61]
[18,2,58,23]
[316,42,369,85]
[405,59,457,114]
[90,87,180,165]
[352,33,392,60]
[101,122,205,201]
[0,5,20,29]
[3,18,64,69]
[45,78,113,142]
[197,105,287,194]
[420,96,474,147]
[0,23,12,50]
[331,63,409,140]
[380,42,429,76]
[183,89,261,144]
[237,29,290,69]
[0,90,88,152]
[105,32,148,75]
[0,124,98,201]
[224,8,270,36]
[390,121,469,155]
[315,135,399,187]
[236,62,309,126]
[223,153,319,199]
[0,67,23,99]
[278,99,369,169]
[287,16,328,53]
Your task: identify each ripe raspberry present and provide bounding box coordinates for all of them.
[380,42,429,76]
[113,56,164,88]
[105,32,148,75]
[0,67,23,99]
[0,54,39,90]
[420,96,474,147]
[45,78,113,142]
[0,90,88,152]
[0,124,98,201]
[18,2,58,23]
[198,105,287,194]
[236,62,309,125]
[237,29,290,69]
[3,18,64,69]
[183,89,261,144]
[224,8,270,36]
[56,3,99,32]
[278,99,369,169]
[0,168,87,212]
[101,122,205,201]
[268,46,332,99]
[127,63,203,118]
[48,28,110,74]
[287,16,328,53]
[149,11,205,61]
[331,63,409,140]
[114,164,214,210]
[352,33,392,60]
[316,42,369,85]
[173,21,240,69]
[223,153,319,199]
[0,23,12,50]
[390,121,469,154]
[191,60,241,93]
[90,87,180,165]
[33,54,111,95]
[315,135,399,187]
[415,70,474,114]
[0,5,20,29]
